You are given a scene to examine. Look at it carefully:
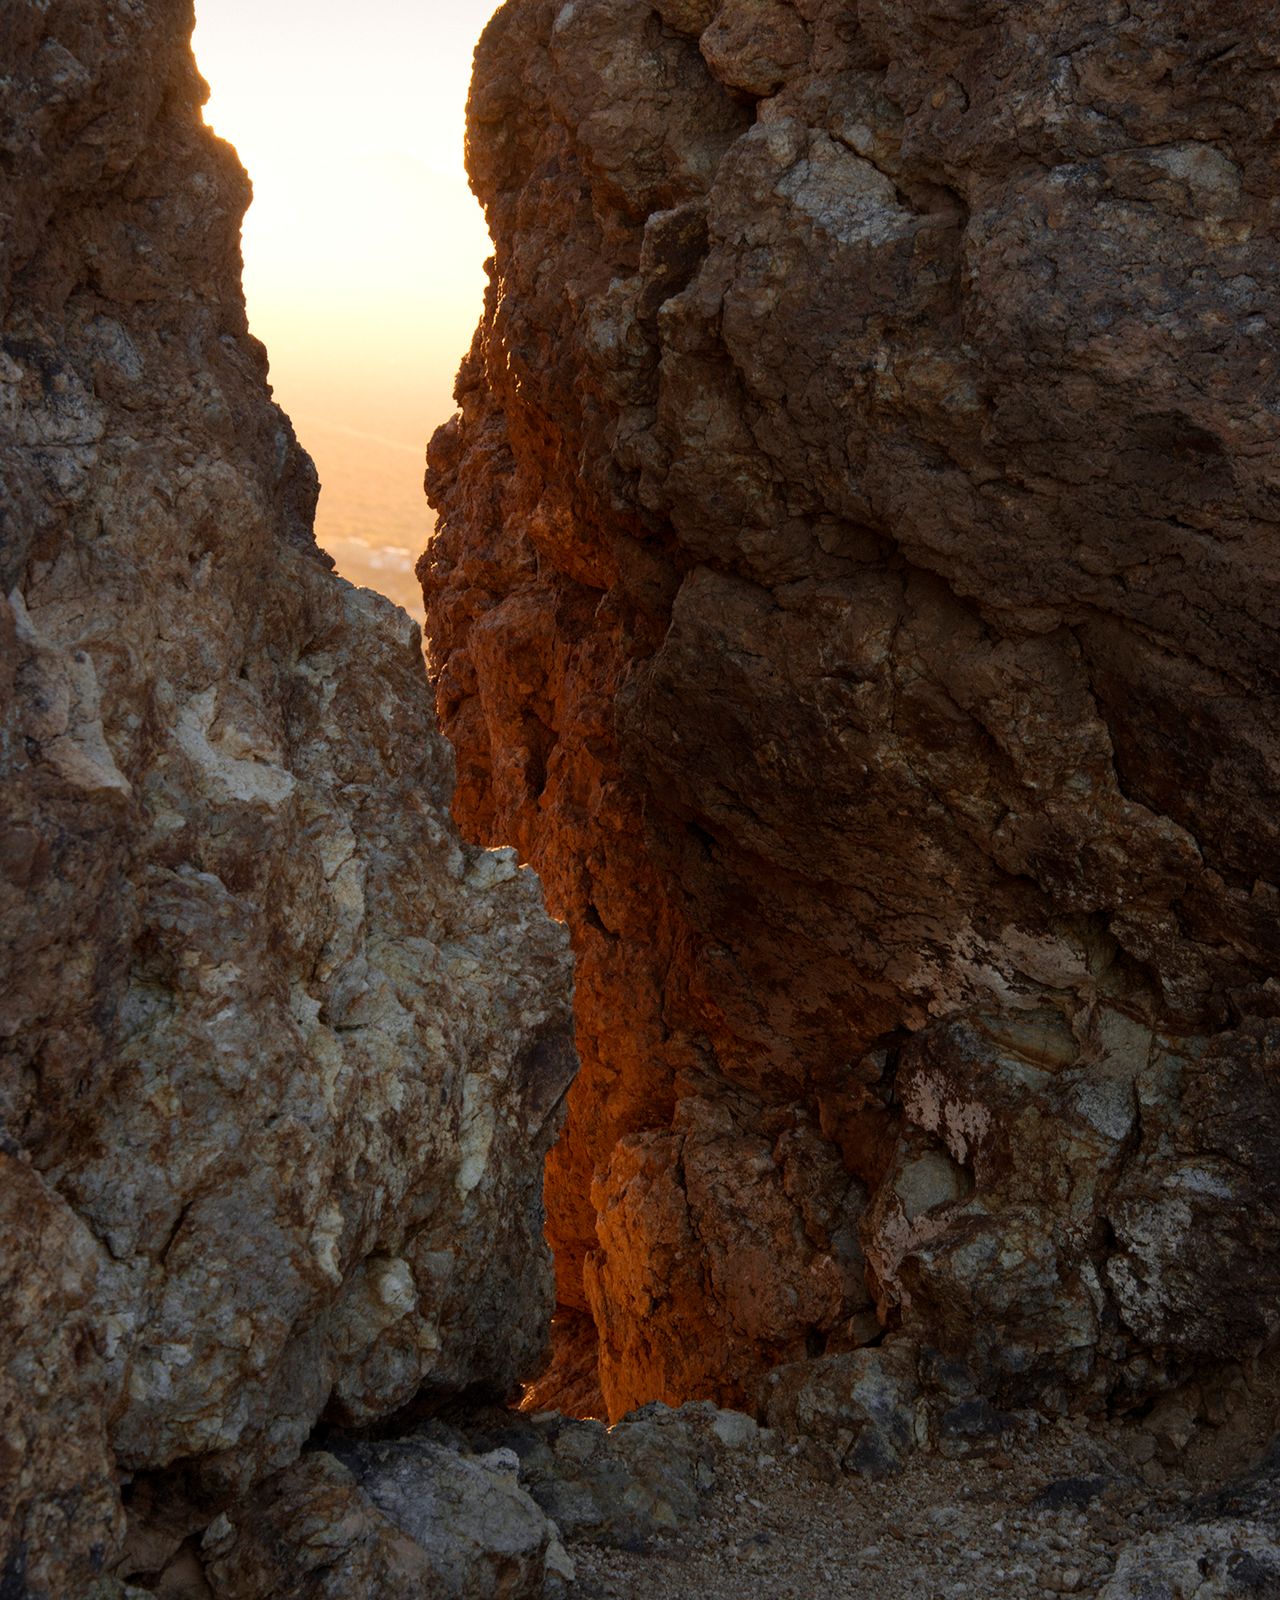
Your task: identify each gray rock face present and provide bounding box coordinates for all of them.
[201,1398,764,1597]
[453,1400,729,1545]
[762,1344,925,1479]
[1098,1441,1280,1598]
[0,3,574,1593]
[201,1446,560,1600]
[1100,1526,1280,1600]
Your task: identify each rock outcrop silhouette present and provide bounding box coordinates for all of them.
[0,3,574,1592]
[426,0,1280,1420]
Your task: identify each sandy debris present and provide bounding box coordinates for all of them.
[569,1409,1274,1600]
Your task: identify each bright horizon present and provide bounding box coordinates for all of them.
[192,0,501,616]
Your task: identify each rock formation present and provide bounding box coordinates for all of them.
[0,3,575,1594]
[425,0,1280,1421]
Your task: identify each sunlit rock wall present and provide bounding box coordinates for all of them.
[426,0,1280,1421]
[0,3,574,1592]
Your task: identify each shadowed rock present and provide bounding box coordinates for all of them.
[426,0,1280,1418]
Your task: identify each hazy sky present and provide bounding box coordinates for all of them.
[193,0,499,438]
[192,0,502,612]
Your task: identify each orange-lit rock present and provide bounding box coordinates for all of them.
[427,0,1280,1418]
[586,1097,872,1418]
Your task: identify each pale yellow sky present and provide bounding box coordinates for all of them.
[192,0,501,614]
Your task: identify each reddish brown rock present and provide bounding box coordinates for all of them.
[586,1097,871,1418]
[426,0,1280,1419]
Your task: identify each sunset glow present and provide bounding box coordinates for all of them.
[192,0,500,615]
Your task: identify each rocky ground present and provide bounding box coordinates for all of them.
[108,1347,1278,1599]
[569,1390,1280,1600]
[326,1342,1275,1600]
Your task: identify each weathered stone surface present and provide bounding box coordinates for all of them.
[0,1150,122,1595]
[521,1308,608,1419]
[1100,1525,1280,1600]
[586,1096,872,1417]
[1,2,573,1591]
[454,1400,728,1546]
[761,1343,925,1479]
[201,1445,557,1600]
[426,0,1280,1417]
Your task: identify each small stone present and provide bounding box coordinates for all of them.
[545,1535,576,1583]
[1032,1476,1108,1513]
[712,1408,760,1449]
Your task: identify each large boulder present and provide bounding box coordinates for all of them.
[425,0,1280,1417]
[201,1445,560,1600]
[0,2,574,1592]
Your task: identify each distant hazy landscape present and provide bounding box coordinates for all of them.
[294,413,432,621]
[192,0,498,630]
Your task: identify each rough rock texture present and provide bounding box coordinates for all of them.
[449,1399,726,1544]
[0,3,573,1593]
[201,1445,560,1600]
[1100,1527,1280,1600]
[202,1399,768,1598]
[761,1343,925,1480]
[569,1387,1280,1600]
[425,0,1280,1420]
[1097,1436,1280,1599]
